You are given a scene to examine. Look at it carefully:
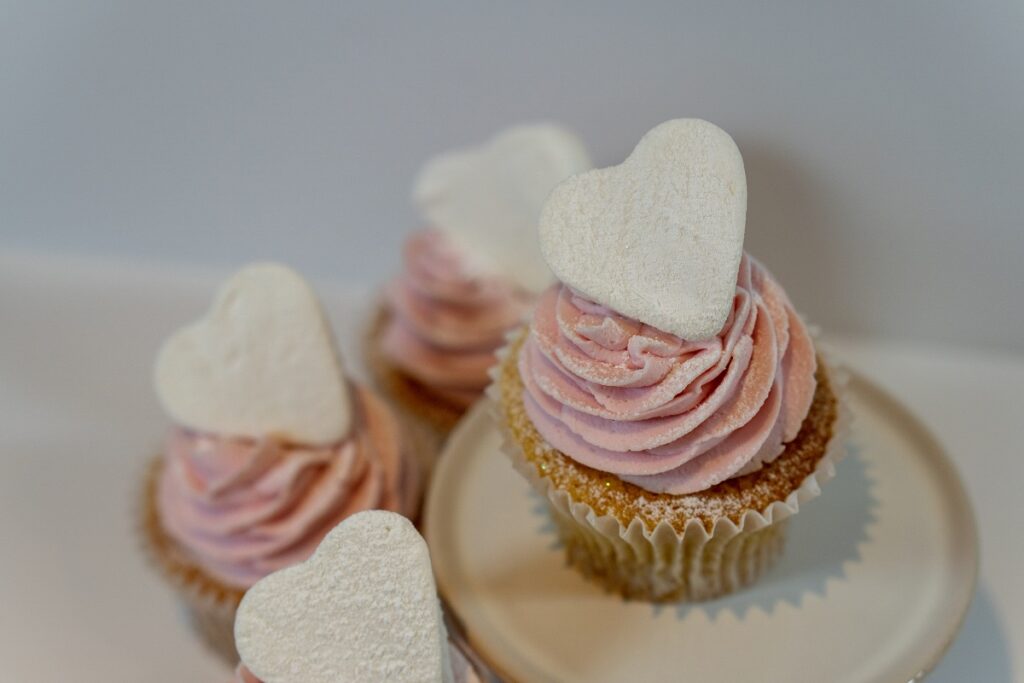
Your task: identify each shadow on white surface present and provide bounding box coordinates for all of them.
[929,586,1013,682]
[526,447,879,621]
[677,446,878,620]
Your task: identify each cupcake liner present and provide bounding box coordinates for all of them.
[138,457,243,664]
[488,328,851,602]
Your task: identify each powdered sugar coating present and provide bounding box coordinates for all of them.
[539,118,746,341]
[235,511,453,683]
[155,263,352,445]
[414,122,591,293]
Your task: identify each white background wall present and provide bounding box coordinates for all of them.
[2,1,1021,353]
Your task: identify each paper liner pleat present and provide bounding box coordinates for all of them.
[486,326,851,602]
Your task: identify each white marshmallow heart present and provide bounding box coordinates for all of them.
[413,122,591,293]
[539,118,747,340]
[235,511,453,683]
[154,263,351,445]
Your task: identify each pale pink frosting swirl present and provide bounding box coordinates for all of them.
[233,642,481,682]
[382,228,533,408]
[157,385,419,589]
[518,255,817,495]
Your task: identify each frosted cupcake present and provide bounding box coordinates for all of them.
[368,123,590,446]
[232,511,482,683]
[141,264,420,662]
[493,119,845,601]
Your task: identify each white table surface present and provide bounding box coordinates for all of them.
[0,249,1020,682]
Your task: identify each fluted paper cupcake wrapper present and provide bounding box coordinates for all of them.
[486,328,852,602]
[138,456,243,664]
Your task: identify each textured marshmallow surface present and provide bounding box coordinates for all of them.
[155,263,352,444]
[539,118,747,340]
[413,122,591,293]
[235,511,453,683]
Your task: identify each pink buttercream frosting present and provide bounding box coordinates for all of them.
[233,642,481,683]
[518,254,817,495]
[157,385,419,589]
[382,228,533,408]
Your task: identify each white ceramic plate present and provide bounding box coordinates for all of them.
[425,372,978,683]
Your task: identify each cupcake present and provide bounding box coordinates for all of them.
[492,119,846,602]
[141,263,421,662]
[367,123,590,456]
[232,510,482,683]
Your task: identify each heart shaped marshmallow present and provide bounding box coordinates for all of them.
[539,118,747,340]
[154,263,351,445]
[413,122,591,293]
[235,510,453,683]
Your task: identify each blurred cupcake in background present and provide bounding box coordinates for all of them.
[140,263,421,663]
[367,123,590,464]
[231,511,483,683]
[493,119,847,602]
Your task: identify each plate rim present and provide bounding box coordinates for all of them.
[424,370,979,683]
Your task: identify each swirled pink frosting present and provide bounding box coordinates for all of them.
[518,255,817,495]
[157,385,419,589]
[232,642,481,683]
[382,228,533,408]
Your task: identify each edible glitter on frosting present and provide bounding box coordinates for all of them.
[518,254,817,495]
